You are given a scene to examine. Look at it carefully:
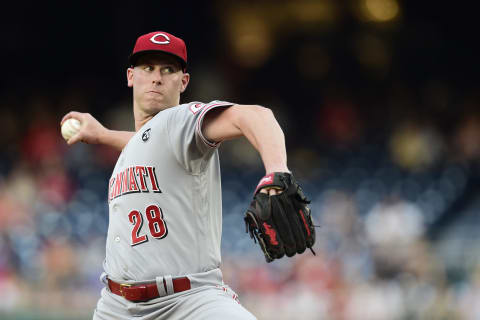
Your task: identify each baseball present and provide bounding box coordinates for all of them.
[61,118,81,141]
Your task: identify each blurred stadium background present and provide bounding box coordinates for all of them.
[1,1,479,319]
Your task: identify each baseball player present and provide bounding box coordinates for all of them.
[61,31,315,320]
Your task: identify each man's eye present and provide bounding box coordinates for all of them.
[144,66,154,71]
[161,66,174,74]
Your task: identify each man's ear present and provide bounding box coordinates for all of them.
[180,73,190,93]
[127,68,134,87]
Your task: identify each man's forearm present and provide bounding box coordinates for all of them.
[237,106,289,174]
[100,130,135,151]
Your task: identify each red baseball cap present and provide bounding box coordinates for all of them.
[129,31,187,70]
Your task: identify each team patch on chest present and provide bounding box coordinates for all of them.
[108,166,161,202]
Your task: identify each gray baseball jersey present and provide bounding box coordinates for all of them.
[104,100,232,281]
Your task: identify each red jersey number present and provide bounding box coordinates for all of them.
[145,204,168,239]
[128,205,168,246]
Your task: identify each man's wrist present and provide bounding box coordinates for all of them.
[97,128,111,145]
[265,166,290,174]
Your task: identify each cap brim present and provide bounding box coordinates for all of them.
[129,50,186,70]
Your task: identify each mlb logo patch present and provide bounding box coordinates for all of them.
[142,128,151,142]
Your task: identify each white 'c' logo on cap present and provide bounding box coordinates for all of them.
[150,33,170,45]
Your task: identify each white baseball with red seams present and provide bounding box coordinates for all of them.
[93,101,256,320]
[61,118,81,141]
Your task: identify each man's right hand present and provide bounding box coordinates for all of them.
[61,111,135,151]
[61,111,108,145]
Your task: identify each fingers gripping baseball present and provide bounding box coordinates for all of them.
[60,111,108,145]
[244,172,316,262]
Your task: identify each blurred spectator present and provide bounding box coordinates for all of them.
[454,113,480,162]
[316,97,363,148]
[389,121,444,171]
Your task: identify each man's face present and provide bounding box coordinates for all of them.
[127,53,189,114]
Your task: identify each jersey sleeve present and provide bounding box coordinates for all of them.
[166,100,234,173]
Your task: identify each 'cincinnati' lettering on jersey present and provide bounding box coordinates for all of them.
[108,165,161,202]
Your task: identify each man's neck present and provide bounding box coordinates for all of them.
[133,104,157,131]
[135,116,154,131]
[133,100,180,131]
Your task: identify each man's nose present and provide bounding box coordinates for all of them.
[152,70,163,84]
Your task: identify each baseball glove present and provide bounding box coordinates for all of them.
[244,172,316,262]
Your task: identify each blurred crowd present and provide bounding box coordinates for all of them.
[1,82,480,319]
[1,1,480,319]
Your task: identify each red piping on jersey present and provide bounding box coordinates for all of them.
[195,102,233,148]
